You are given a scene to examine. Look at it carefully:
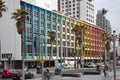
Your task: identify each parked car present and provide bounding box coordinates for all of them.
[2,68,15,78]
[16,69,34,79]
[87,62,97,68]
[96,63,105,67]
[84,63,90,68]
[13,70,22,80]
[116,61,120,66]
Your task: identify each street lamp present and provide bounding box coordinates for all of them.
[112,30,117,80]
[40,39,44,80]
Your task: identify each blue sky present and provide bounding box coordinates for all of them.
[35,0,120,34]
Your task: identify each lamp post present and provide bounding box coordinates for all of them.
[40,39,44,80]
[104,33,106,65]
[0,40,1,64]
[113,30,116,80]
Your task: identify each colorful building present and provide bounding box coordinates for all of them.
[0,0,105,68]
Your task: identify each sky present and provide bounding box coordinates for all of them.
[26,0,120,34]
[94,0,120,34]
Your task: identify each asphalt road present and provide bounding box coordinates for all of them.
[1,67,120,80]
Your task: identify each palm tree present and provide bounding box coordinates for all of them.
[49,31,55,68]
[0,0,7,18]
[104,33,112,71]
[11,8,28,80]
[72,24,81,69]
[105,34,112,61]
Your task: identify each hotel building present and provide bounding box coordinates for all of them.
[0,0,104,68]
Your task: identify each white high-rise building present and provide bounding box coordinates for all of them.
[22,0,57,10]
[58,0,95,24]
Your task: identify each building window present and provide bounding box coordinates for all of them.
[26,27,32,33]
[63,27,65,32]
[26,36,32,41]
[67,22,69,26]
[53,17,56,22]
[53,25,56,30]
[34,11,38,16]
[41,22,44,27]
[41,30,44,34]
[27,45,32,53]
[73,4,75,7]
[73,8,75,10]
[26,8,31,14]
[47,23,50,28]
[34,20,38,25]
[62,20,65,25]
[58,19,61,24]
[47,16,50,20]
[41,13,44,18]
[58,26,60,31]
[34,28,38,34]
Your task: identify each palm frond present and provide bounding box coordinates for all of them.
[49,31,55,42]
[11,8,27,34]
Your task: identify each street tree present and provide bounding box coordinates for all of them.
[11,8,28,80]
[72,24,81,69]
[49,31,55,68]
[0,0,7,18]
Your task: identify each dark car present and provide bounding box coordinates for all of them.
[25,70,34,79]
[13,71,22,80]
[15,69,34,79]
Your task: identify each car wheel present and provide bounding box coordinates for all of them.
[2,76,4,78]
[31,75,34,78]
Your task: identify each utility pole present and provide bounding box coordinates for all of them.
[104,33,106,65]
[113,30,116,80]
[0,40,1,63]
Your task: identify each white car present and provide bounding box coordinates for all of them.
[87,62,97,68]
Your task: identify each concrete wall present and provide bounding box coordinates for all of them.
[0,0,21,61]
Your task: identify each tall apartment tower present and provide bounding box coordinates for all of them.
[58,0,95,24]
[96,9,112,34]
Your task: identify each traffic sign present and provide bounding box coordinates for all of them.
[40,59,44,64]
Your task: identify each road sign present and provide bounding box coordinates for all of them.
[40,59,44,64]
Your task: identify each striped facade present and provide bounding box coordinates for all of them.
[21,1,105,63]
[0,0,105,68]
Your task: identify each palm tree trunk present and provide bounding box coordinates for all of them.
[81,29,84,74]
[74,42,77,69]
[21,34,25,80]
[49,42,53,68]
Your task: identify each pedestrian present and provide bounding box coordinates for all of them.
[44,68,50,80]
[103,65,108,77]
[96,65,100,72]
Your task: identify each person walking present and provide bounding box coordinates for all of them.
[103,65,108,77]
[44,68,50,80]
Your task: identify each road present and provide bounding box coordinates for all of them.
[1,67,120,80]
[27,67,120,80]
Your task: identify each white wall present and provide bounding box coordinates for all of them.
[22,0,57,10]
[0,0,21,60]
